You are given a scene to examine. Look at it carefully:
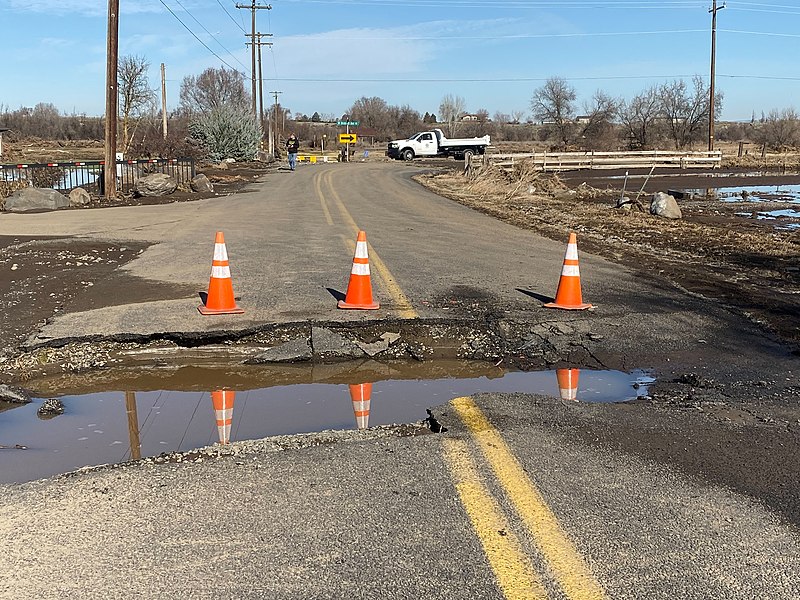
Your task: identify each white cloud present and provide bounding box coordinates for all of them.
[7,0,166,16]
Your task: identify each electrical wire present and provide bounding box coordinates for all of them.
[285,29,707,40]
[158,0,249,76]
[271,0,708,8]
[268,73,799,84]
[172,0,250,72]
[215,0,247,32]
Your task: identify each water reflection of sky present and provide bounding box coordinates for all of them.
[713,184,800,204]
[0,369,654,484]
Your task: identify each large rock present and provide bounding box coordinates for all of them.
[134,173,177,197]
[190,173,214,193]
[4,188,69,212]
[0,384,31,404]
[650,191,682,219]
[69,187,92,206]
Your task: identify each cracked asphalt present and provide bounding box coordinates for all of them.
[1,161,799,599]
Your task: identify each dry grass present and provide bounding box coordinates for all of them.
[417,162,800,346]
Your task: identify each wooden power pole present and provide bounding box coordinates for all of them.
[161,63,168,140]
[708,0,725,151]
[236,1,271,116]
[246,33,273,141]
[271,90,282,157]
[104,0,120,200]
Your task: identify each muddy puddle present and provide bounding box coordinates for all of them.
[0,360,654,484]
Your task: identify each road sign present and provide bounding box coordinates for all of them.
[337,120,360,126]
[339,133,357,144]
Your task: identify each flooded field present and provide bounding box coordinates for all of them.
[0,361,654,483]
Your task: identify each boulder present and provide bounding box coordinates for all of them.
[37,398,65,419]
[134,173,177,197]
[650,191,682,219]
[190,173,214,193]
[0,384,31,404]
[69,187,92,206]
[4,188,69,212]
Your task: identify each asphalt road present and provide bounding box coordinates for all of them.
[1,161,799,599]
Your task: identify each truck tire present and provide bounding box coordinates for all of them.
[401,148,415,161]
[463,149,474,161]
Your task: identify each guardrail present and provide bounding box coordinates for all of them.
[486,150,722,172]
[0,158,195,197]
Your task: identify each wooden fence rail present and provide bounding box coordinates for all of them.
[486,150,722,172]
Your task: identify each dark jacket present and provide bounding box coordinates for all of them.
[286,137,299,153]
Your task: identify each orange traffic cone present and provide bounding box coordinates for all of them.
[349,383,372,429]
[544,232,593,310]
[198,231,244,315]
[555,369,580,402]
[211,390,235,444]
[338,230,380,310]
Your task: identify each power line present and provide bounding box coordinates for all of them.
[157,0,247,76]
[172,0,249,72]
[264,73,800,83]
[215,0,246,32]
[285,29,707,40]
[272,0,709,8]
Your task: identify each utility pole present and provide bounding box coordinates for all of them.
[160,63,168,140]
[708,0,725,151]
[246,33,273,142]
[236,1,271,116]
[271,90,282,157]
[104,0,119,200]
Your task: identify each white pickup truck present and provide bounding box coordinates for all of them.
[386,128,491,161]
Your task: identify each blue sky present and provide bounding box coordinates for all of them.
[1,0,799,121]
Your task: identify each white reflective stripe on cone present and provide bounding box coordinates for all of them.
[216,408,233,420]
[212,265,232,278]
[213,243,229,261]
[354,241,369,259]
[565,244,579,260]
[561,265,580,277]
[351,263,370,276]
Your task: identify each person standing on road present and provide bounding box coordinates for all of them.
[286,133,300,171]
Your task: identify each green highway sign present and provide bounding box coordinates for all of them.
[337,120,359,126]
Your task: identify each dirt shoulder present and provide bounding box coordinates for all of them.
[415,163,800,351]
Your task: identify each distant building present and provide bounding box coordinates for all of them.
[575,115,591,124]
[460,114,479,122]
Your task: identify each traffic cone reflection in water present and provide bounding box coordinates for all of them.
[211,390,236,444]
[349,383,372,429]
[555,369,580,402]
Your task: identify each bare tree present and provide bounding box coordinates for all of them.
[530,77,576,149]
[619,85,663,150]
[579,90,619,150]
[348,96,392,133]
[439,94,466,137]
[660,76,721,149]
[755,108,800,150]
[118,55,156,152]
[179,67,250,115]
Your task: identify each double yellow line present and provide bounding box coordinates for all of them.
[447,396,607,600]
[314,169,417,319]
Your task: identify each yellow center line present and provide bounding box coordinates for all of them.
[313,171,334,225]
[451,396,607,600]
[443,438,548,600]
[323,169,418,319]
